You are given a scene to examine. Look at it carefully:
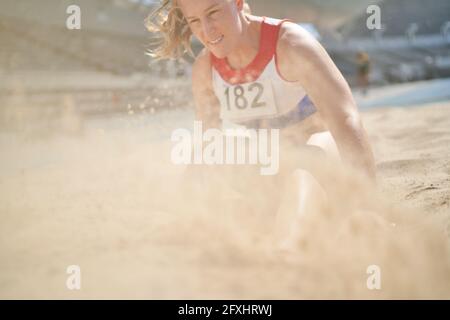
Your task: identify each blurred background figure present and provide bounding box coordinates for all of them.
[356,51,371,95]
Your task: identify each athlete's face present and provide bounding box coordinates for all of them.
[177,0,244,58]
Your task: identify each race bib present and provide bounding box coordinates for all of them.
[218,78,277,121]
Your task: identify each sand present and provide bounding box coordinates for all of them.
[0,79,449,299]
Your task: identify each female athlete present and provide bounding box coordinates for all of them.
[147,0,376,247]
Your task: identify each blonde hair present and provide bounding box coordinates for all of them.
[145,0,193,60]
[146,0,249,60]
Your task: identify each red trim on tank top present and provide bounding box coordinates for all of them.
[210,17,290,85]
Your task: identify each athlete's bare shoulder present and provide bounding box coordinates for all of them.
[276,21,329,82]
[278,21,317,45]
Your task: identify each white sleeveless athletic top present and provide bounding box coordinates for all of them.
[210,17,317,129]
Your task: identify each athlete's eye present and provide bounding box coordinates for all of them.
[208,10,220,17]
[187,19,200,25]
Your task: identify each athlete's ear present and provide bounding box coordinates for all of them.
[235,0,244,11]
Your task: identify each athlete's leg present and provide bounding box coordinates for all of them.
[274,131,341,250]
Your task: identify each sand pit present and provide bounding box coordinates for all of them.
[0,81,449,299]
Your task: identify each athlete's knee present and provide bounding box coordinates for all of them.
[306,131,341,163]
[293,169,324,192]
[292,168,329,211]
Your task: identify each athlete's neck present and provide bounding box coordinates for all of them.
[225,15,262,70]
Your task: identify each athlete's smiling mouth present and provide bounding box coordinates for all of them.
[207,35,224,45]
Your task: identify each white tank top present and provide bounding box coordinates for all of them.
[210,17,317,129]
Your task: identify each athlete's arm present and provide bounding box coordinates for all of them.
[276,23,376,181]
[183,49,222,182]
[192,48,222,130]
